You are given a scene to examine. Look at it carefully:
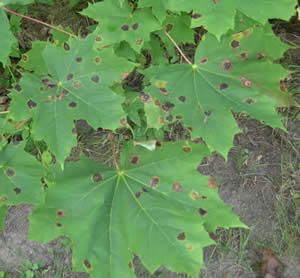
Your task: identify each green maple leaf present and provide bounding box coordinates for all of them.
[142,23,290,158]
[0,142,44,206]
[9,29,135,166]
[139,0,295,38]
[28,141,244,278]
[81,1,161,52]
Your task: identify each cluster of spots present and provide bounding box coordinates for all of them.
[93,56,102,64]
[172,182,183,192]
[239,52,248,61]
[92,173,103,183]
[129,154,140,166]
[64,42,71,51]
[218,83,228,90]
[5,168,15,177]
[230,40,240,49]
[21,54,28,62]
[191,13,201,19]
[139,92,152,103]
[240,76,252,88]
[221,59,233,72]
[14,84,22,92]
[83,259,92,270]
[27,100,37,109]
[72,80,82,89]
[182,146,192,153]
[198,208,208,216]
[149,176,160,188]
[121,23,139,31]
[135,187,149,199]
[177,232,186,241]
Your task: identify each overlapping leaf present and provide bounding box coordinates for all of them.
[81,1,161,52]
[9,28,135,166]
[0,142,44,206]
[28,142,245,278]
[142,23,289,157]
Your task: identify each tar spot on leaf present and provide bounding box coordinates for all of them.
[93,56,102,64]
[150,176,160,188]
[27,100,37,109]
[121,25,129,31]
[14,188,21,194]
[200,57,208,64]
[178,96,186,102]
[191,13,201,19]
[218,83,228,90]
[91,75,100,83]
[191,191,199,200]
[92,173,103,183]
[84,259,92,270]
[69,101,77,108]
[240,76,252,88]
[231,40,240,49]
[239,52,248,61]
[132,23,139,30]
[204,110,211,116]
[41,79,49,84]
[166,115,173,122]
[72,80,82,89]
[129,154,140,165]
[14,84,22,92]
[201,195,207,200]
[67,73,74,80]
[139,92,152,103]
[256,52,266,60]
[177,232,186,240]
[246,97,255,104]
[159,87,168,95]
[198,208,208,216]
[172,182,183,192]
[222,60,233,72]
[76,57,83,63]
[136,38,143,45]
[156,141,163,148]
[161,102,175,113]
[64,42,70,51]
[5,168,16,177]
[56,222,63,227]
[56,210,64,218]
[182,146,191,153]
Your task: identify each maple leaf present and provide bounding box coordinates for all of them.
[28,142,245,278]
[9,28,135,166]
[142,23,290,158]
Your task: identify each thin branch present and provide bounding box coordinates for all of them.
[3,7,77,38]
[0,111,9,114]
[109,131,120,169]
[164,30,192,65]
[15,118,30,130]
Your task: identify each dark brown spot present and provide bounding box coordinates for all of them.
[48,83,57,89]
[200,57,208,64]
[177,232,186,240]
[67,73,74,80]
[191,191,199,200]
[159,87,168,96]
[136,38,143,45]
[69,101,77,108]
[76,57,83,63]
[96,35,102,42]
[218,83,228,90]
[231,40,240,49]
[14,84,22,92]
[56,210,64,218]
[256,52,266,60]
[129,154,140,165]
[5,168,16,177]
[198,208,208,216]
[135,192,142,198]
[64,42,70,51]
[150,176,160,188]
[201,195,207,200]
[239,52,248,61]
[92,173,103,183]
[221,60,233,72]
[139,92,152,103]
[41,79,49,84]
[161,102,175,113]
[143,187,149,193]
[121,25,129,31]
[93,56,102,64]
[72,80,82,89]
[182,146,191,153]
[172,182,183,192]
[280,79,286,92]
[166,24,173,32]
[27,100,37,109]
[83,259,92,270]
[132,23,139,30]
[91,75,100,83]
[21,54,28,62]
[240,76,252,88]
[156,141,163,147]
[14,188,21,194]
[245,97,254,104]
[178,96,186,102]
[191,13,201,19]
[166,115,173,122]
[204,110,211,116]
[56,222,63,227]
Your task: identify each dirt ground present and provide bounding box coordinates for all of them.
[0,1,299,278]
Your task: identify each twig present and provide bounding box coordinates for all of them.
[109,131,120,169]
[0,111,9,114]
[2,7,77,38]
[164,30,192,64]
[15,118,30,130]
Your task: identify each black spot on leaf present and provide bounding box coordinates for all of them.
[143,188,149,193]
[67,73,74,80]
[166,24,173,32]
[204,110,211,116]
[246,97,254,104]
[200,57,208,64]
[177,232,186,240]
[129,154,140,165]
[135,192,142,198]
[14,84,22,92]
[56,222,63,227]
[76,57,83,63]
[239,52,248,61]
[166,115,173,122]
[121,25,129,31]
[159,88,168,95]
[92,173,103,183]
[256,52,266,60]
[14,188,21,194]
[27,100,37,109]
[48,83,57,89]
[222,60,233,72]
[231,40,240,49]
[56,210,64,218]
[201,195,207,200]
[191,13,201,19]
[172,182,183,192]
[132,23,139,30]
[93,56,102,64]
[150,176,160,188]
[64,42,70,51]
[91,75,100,83]
[218,83,228,90]
[161,102,175,113]
[41,79,49,84]
[69,102,77,108]
[198,208,208,216]
[178,96,186,102]
[139,92,152,103]
[83,259,92,270]
[182,146,191,153]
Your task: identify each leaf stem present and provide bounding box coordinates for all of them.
[2,7,77,38]
[164,30,192,65]
[0,111,9,114]
[109,131,120,169]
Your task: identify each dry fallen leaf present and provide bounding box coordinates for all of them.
[262,249,284,278]
[208,176,219,188]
